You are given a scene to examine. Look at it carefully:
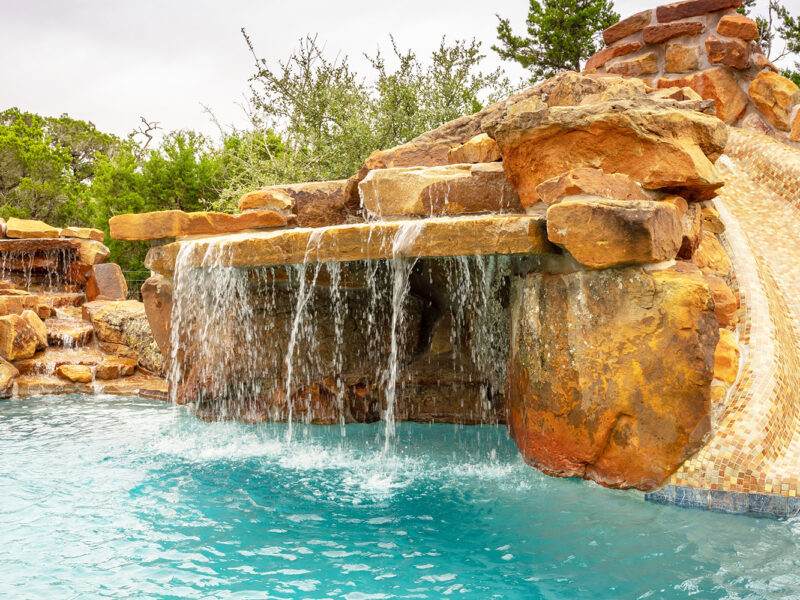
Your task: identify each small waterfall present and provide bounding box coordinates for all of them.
[383,221,424,451]
[166,222,511,431]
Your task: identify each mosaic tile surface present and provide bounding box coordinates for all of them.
[666,127,800,500]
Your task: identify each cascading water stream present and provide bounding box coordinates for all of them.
[382,221,424,453]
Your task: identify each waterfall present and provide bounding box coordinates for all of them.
[166,223,511,430]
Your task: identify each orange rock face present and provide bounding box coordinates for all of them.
[0,314,39,360]
[447,134,501,164]
[658,68,747,124]
[607,52,659,76]
[678,202,703,259]
[484,98,727,205]
[705,36,750,69]
[656,0,743,23]
[714,328,740,384]
[603,10,653,45]
[546,198,683,268]
[535,168,648,205]
[748,71,800,131]
[56,364,93,383]
[704,274,739,328]
[717,14,759,40]
[665,44,700,73]
[109,210,287,241]
[506,263,717,490]
[694,231,732,276]
[238,181,350,228]
[585,41,644,72]
[643,21,705,44]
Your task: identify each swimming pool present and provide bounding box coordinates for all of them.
[1,394,798,599]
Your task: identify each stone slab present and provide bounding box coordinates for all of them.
[109,210,287,241]
[145,215,556,275]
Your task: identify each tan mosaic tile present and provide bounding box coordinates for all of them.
[668,127,800,497]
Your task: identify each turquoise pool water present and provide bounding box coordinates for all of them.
[1,394,799,599]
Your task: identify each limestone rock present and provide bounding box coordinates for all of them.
[84,300,163,374]
[643,21,705,44]
[0,357,19,397]
[238,181,350,228]
[95,356,137,380]
[86,263,128,301]
[76,239,110,265]
[145,215,555,275]
[748,71,800,131]
[546,198,682,268]
[141,274,173,355]
[607,52,659,76]
[0,293,39,316]
[694,231,732,276]
[56,364,93,383]
[658,68,747,124]
[702,205,725,233]
[507,262,717,490]
[714,328,740,384]
[678,202,703,259]
[60,227,105,242]
[585,41,644,73]
[110,210,287,241]
[705,36,750,69]
[704,274,738,328]
[535,168,648,205]
[717,14,759,40]
[5,218,59,239]
[46,318,94,347]
[603,10,653,45]
[484,98,727,205]
[665,44,701,73]
[656,0,743,23]
[447,133,501,164]
[0,314,38,360]
[359,162,522,218]
[21,310,47,351]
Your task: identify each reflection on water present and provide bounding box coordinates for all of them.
[0,394,798,599]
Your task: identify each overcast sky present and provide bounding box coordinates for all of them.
[0,0,776,140]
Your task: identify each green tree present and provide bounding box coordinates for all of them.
[493,0,619,80]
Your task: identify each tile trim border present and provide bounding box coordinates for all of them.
[645,485,800,518]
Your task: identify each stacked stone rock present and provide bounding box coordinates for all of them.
[584,0,800,145]
[0,216,165,398]
[111,70,753,491]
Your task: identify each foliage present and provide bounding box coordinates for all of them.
[493,0,619,80]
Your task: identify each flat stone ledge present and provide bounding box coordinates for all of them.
[145,214,556,275]
[645,485,800,518]
[109,209,287,241]
[0,239,79,253]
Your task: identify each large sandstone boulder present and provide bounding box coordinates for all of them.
[21,310,47,351]
[5,218,59,239]
[535,168,649,205]
[359,163,522,218]
[506,262,718,490]
[86,263,128,301]
[110,210,286,241]
[83,300,163,374]
[447,134,501,164]
[484,98,727,205]
[237,180,351,228]
[546,198,683,268]
[75,239,111,265]
[0,314,39,360]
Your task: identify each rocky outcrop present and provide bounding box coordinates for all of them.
[109,209,287,241]
[506,262,718,490]
[484,98,726,204]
